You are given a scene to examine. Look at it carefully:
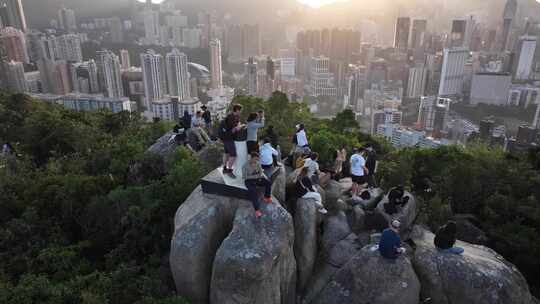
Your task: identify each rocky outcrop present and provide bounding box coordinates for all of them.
[170,169,295,304]
[272,164,287,204]
[169,187,238,303]
[375,191,417,231]
[313,245,421,304]
[210,202,296,304]
[147,131,178,163]
[322,180,344,211]
[294,197,321,293]
[197,144,224,170]
[452,214,489,245]
[411,226,534,304]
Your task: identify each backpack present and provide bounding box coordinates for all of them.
[217,120,227,140]
[295,157,306,169]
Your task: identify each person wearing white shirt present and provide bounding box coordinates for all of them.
[260,138,278,169]
[350,148,369,200]
[294,124,309,153]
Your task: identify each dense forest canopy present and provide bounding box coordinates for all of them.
[1,92,539,302]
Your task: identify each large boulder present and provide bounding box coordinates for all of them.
[294,197,321,294]
[170,187,238,303]
[351,205,366,233]
[321,211,352,254]
[313,245,420,304]
[375,191,417,232]
[147,131,178,162]
[322,180,344,211]
[356,187,384,210]
[197,144,224,170]
[210,201,296,304]
[411,226,534,304]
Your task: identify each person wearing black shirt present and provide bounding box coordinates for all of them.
[222,104,243,177]
[201,105,212,131]
[434,221,464,254]
[182,111,192,130]
[365,144,377,188]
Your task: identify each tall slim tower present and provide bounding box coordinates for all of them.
[438,47,468,96]
[209,39,223,89]
[166,48,190,100]
[0,0,27,32]
[245,56,258,96]
[500,0,517,52]
[410,19,427,51]
[120,49,131,70]
[100,50,124,98]
[394,17,411,51]
[140,49,166,110]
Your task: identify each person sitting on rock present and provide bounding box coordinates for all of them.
[243,152,273,218]
[296,167,328,214]
[246,111,265,155]
[434,221,464,255]
[379,220,406,259]
[352,189,371,206]
[384,186,410,215]
[191,111,212,145]
[169,122,194,152]
[333,146,347,180]
[260,138,278,170]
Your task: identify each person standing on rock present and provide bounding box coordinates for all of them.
[246,111,265,155]
[191,111,212,145]
[350,148,369,202]
[294,124,310,154]
[222,104,244,178]
[365,144,377,188]
[296,167,328,214]
[201,105,212,132]
[434,221,464,254]
[378,220,406,259]
[243,152,273,218]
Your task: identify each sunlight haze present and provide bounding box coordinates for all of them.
[297,0,351,8]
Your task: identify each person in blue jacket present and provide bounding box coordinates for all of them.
[379,220,406,259]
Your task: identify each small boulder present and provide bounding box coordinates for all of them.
[411,226,534,304]
[323,180,344,211]
[351,205,366,233]
[313,245,420,304]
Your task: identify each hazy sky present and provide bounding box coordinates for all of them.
[140,0,351,8]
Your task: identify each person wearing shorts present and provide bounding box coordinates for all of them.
[350,148,369,201]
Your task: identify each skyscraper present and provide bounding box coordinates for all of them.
[347,64,367,112]
[87,59,100,94]
[438,47,468,96]
[143,10,160,45]
[109,17,124,43]
[0,26,28,63]
[407,64,428,98]
[309,56,337,97]
[500,0,517,52]
[513,35,537,81]
[100,50,124,98]
[141,49,166,110]
[166,48,190,100]
[394,17,411,51]
[6,60,27,92]
[245,57,258,96]
[0,0,27,32]
[209,39,223,89]
[58,8,77,32]
[410,19,427,55]
[120,49,131,70]
[450,19,467,47]
[56,34,82,62]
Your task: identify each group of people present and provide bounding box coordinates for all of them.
[169,105,213,151]
[378,219,464,260]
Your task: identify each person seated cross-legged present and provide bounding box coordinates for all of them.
[434,221,464,255]
[243,152,273,218]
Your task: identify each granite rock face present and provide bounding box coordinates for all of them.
[375,191,417,231]
[411,226,534,304]
[313,244,420,304]
[294,197,321,294]
[170,168,294,304]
